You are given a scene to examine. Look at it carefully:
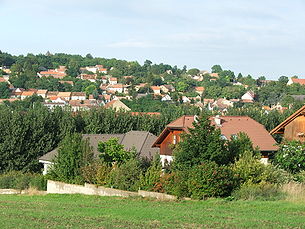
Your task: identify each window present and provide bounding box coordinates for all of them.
[173,135,177,144]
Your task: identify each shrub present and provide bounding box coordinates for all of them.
[187,161,237,199]
[293,170,305,183]
[0,171,47,190]
[81,160,111,186]
[139,155,162,191]
[107,159,142,191]
[98,138,136,164]
[274,141,305,174]
[232,181,285,201]
[232,150,265,184]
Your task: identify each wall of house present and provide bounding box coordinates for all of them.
[284,115,305,141]
[160,130,183,156]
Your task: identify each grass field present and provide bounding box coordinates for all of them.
[0,194,305,228]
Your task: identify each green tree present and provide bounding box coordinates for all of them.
[187,68,200,75]
[173,113,231,170]
[0,82,10,98]
[211,65,223,73]
[48,133,93,183]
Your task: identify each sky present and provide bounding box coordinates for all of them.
[1,0,304,79]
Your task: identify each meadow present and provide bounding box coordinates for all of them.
[0,194,304,228]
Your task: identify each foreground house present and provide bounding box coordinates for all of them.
[39,131,159,174]
[152,115,278,166]
[270,105,305,141]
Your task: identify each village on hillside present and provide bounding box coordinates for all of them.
[1,56,304,113]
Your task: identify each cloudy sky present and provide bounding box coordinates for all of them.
[1,0,304,79]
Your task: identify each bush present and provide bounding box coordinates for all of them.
[81,160,111,186]
[0,171,47,190]
[187,161,237,199]
[232,181,285,201]
[139,155,162,191]
[274,141,305,174]
[107,159,142,191]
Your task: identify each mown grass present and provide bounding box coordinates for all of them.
[0,194,304,228]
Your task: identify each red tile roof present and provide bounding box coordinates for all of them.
[291,78,305,85]
[153,115,278,151]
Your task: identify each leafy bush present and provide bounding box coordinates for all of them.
[293,170,305,183]
[232,181,285,201]
[107,159,142,191]
[0,171,47,190]
[98,138,136,164]
[81,160,111,186]
[274,141,305,174]
[187,161,237,199]
[139,155,162,191]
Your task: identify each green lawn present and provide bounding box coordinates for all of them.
[0,194,304,228]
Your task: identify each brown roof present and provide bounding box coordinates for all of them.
[151,86,160,90]
[71,92,86,96]
[153,115,278,151]
[21,91,36,96]
[195,86,205,91]
[36,89,48,94]
[47,91,59,97]
[57,92,71,97]
[270,105,305,134]
[39,131,159,162]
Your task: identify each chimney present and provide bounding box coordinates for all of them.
[214,115,222,126]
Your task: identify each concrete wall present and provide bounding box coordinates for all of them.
[47,180,138,197]
[47,180,177,200]
[138,190,177,200]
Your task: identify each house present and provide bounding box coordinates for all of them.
[287,78,305,86]
[36,89,48,98]
[270,105,305,141]
[48,96,67,104]
[80,74,97,82]
[195,86,205,95]
[210,73,219,78]
[39,131,159,174]
[38,66,67,79]
[152,115,278,166]
[20,91,36,100]
[181,96,190,103]
[151,86,161,95]
[161,94,172,102]
[46,91,59,98]
[104,99,131,111]
[135,83,147,91]
[107,84,127,94]
[241,90,255,101]
[109,77,118,85]
[209,98,234,112]
[160,85,175,93]
[71,92,86,100]
[43,102,66,110]
[57,92,71,101]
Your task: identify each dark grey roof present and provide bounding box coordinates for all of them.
[39,131,159,162]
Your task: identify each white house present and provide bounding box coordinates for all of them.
[161,94,172,102]
[241,91,255,101]
[71,92,86,100]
